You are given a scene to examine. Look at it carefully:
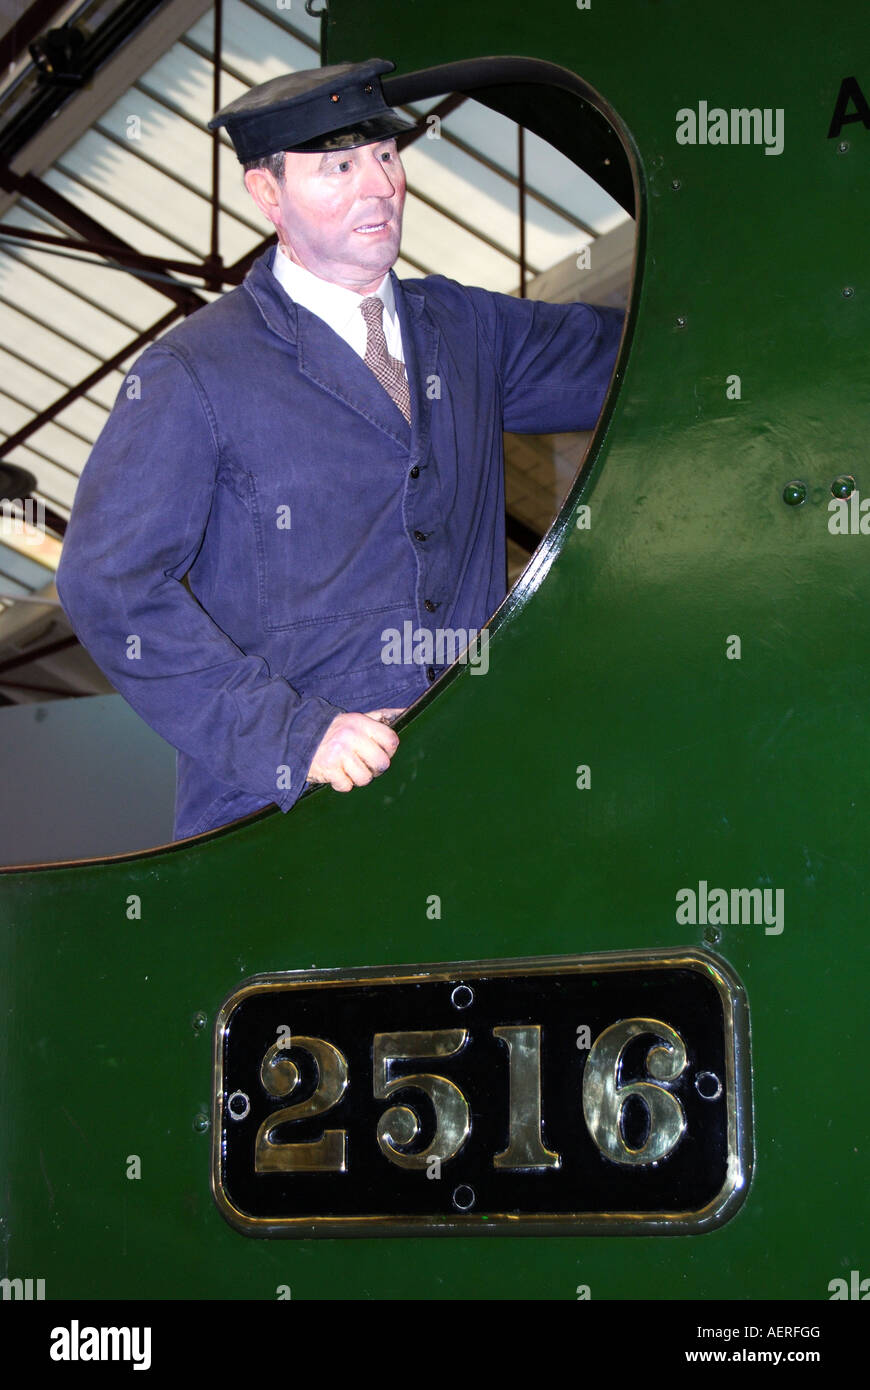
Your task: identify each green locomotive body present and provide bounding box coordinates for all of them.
[1,0,868,1299]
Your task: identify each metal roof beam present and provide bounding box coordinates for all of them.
[0,0,214,216]
[239,0,318,55]
[0,219,214,275]
[0,0,172,167]
[0,301,183,459]
[2,236,164,329]
[0,0,73,73]
[505,513,543,554]
[0,165,207,310]
[0,631,78,674]
[401,100,599,240]
[0,383,95,449]
[405,175,540,275]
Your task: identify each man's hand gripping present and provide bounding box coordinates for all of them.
[306,709,405,792]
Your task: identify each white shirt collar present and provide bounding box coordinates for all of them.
[271,244,398,339]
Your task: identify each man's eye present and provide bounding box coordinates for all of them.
[336,160,352,172]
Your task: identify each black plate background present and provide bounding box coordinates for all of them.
[218,965,729,1221]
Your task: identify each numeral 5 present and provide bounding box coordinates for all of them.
[373,1030,471,1169]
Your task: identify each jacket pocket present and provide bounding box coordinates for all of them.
[248,468,416,634]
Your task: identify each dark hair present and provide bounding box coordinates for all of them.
[242,151,286,184]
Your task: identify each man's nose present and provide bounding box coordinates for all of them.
[360,154,401,198]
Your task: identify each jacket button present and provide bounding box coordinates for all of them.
[413,530,426,542]
[426,666,436,682]
[409,466,420,478]
[424,599,437,612]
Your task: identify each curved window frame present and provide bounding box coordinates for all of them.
[0,56,643,869]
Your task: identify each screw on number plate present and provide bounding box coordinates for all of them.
[452,1184,475,1211]
[227,1090,250,1121]
[695,1071,722,1101]
[451,984,474,1010]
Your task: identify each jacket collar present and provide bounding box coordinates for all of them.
[242,247,438,453]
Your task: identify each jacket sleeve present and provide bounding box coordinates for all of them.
[55,343,339,812]
[464,286,624,434]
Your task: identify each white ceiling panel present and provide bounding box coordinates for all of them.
[402,192,518,293]
[7,445,80,510]
[185,4,319,84]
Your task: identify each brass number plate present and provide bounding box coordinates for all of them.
[211,948,752,1237]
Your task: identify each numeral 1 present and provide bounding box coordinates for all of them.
[493,1025,561,1170]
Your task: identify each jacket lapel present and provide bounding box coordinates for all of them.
[296,309,411,445]
[245,247,417,447]
[392,273,440,468]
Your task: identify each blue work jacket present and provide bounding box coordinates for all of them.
[56,247,623,840]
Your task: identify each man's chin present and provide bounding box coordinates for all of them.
[299,237,401,290]
[351,237,401,275]
[351,228,399,256]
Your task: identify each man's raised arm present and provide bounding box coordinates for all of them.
[466,286,624,435]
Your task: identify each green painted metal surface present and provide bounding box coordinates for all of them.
[2,0,868,1299]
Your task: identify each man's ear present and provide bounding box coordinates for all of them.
[243,167,281,230]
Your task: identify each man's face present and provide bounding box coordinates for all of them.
[245,138,406,295]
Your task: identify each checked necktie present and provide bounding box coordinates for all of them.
[359,295,412,423]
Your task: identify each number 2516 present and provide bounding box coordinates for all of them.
[250,1017,689,1174]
